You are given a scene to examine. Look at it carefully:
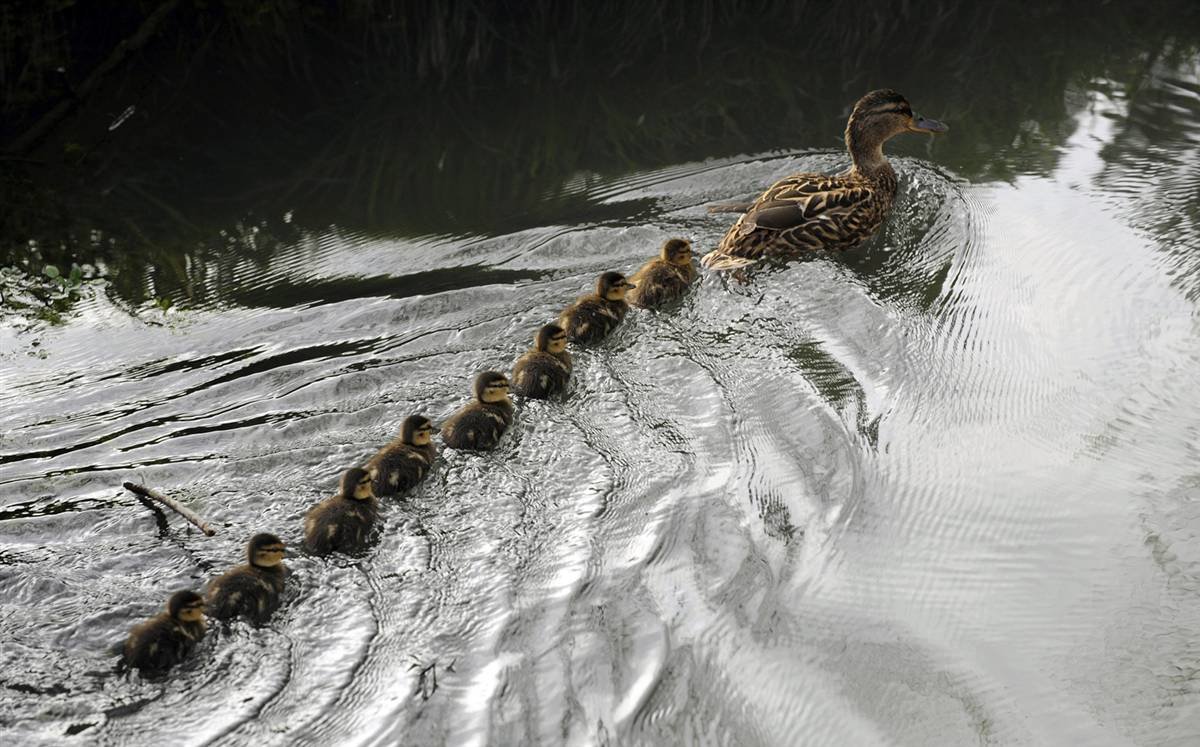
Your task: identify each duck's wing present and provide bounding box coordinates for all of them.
[704,173,878,270]
[737,175,875,236]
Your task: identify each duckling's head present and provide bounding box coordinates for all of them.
[534,324,568,355]
[597,271,635,301]
[660,238,693,266]
[401,415,435,447]
[845,89,947,166]
[247,533,286,568]
[473,370,511,404]
[340,467,374,500]
[167,590,205,623]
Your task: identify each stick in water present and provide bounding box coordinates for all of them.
[123,482,216,536]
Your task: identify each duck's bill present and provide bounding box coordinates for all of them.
[624,282,637,289]
[911,116,948,134]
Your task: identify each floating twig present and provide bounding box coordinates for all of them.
[122,482,216,536]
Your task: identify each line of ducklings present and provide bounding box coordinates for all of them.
[120,237,698,677]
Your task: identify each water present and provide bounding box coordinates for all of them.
[5,8,1200,746]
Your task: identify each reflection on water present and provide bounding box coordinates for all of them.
[4,7,1200,747]
[4,2,1199,313]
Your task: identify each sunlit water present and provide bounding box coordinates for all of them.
[4,68,1200,746]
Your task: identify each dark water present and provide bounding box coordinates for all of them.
[4,6,1200,746]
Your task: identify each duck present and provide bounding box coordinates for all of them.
[558,271,636,343]
[365,415,437,497]
[627,238,697,308]
[206,533,288,625]
[512,324,572,399]
[701,89,947,271]
[303,468,379,555]
[121,590,206,676]
[441,371,514,450]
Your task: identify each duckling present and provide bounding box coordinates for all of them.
[558,271,636,343]
[303,467,379,555]
[441,371,513,450]
[365,415,437,497]
[512,324,572,399]
[206,533,288,625]
[627,238,697,308]
[702,89,948,270]
[121,590,206,676]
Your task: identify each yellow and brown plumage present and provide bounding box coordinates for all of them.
[206,533,288,625]
[303,468,379,555]
[122,590,206,676]
[365,415,437,497]
[558,271,636,344]
[512,324,572,399]
[702,89,947,270]
[627,238,697,308]
[441,371,514,450]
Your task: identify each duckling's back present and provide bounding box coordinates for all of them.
[123,614,196,675]
[628,261,695,308]
[559,297,627,343]
[303,496,379,555]
[206,565,286,625]
[366,442,436,497]
[442,402,513,450]
[512,351,571,399]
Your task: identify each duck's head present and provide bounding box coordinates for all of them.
[597,271,635,301]
[401,414,435,447]
[660,238,693,266]
[247,533,286,568]
[845,89,947,166]
[473,370,511,404]
[166,590,206,623]
[339,467,374,500]
[534,324,568,355]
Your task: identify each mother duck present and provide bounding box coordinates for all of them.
[702,89,947,270]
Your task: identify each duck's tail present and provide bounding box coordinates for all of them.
[700,250,758,272]
[705,201,754,214]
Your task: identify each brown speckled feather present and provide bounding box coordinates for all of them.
[703,168,896,269]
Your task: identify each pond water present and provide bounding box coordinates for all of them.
[4,7,1200,746]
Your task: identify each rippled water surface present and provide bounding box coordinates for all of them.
[5,31,1200,747]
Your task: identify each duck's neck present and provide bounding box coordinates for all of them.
[848,140,894,179]
[844,123,896,180]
